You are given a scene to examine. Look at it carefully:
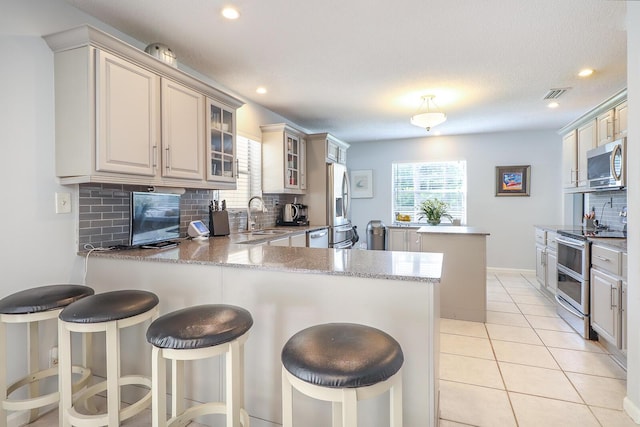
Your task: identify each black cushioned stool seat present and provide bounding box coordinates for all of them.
[0,284,94,427]
[58,290,159,427]
[281,323,404,427]
[146,304,253,427]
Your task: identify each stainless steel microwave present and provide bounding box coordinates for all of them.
[587,138,626,190]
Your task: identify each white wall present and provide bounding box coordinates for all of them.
[348,130,562,270]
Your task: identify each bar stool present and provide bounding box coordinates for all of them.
[58,289,159,427]
[146,304,253,427]
[0,284,94,427]
[281,323,404,427]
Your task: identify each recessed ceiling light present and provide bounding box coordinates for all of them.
[256,87,267,95]
[222,7,240,20]
[578,69,594,77]
[548,102,559,109]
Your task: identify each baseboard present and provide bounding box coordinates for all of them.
[623,397,640,424]
[487,267,535,275]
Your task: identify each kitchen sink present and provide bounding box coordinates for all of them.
[243,229,289,236]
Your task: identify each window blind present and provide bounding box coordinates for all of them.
[392,161,467,223]
[218,136,262,209]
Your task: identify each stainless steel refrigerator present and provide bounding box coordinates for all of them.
[326,163,354,248]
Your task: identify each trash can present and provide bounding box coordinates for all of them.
[366,220,386,250]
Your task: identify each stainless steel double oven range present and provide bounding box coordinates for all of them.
[555,228,626,339]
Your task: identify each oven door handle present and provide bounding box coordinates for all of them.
[556,237,586,250]
[555,294,584,318]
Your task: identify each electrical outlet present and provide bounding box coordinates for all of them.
[49,346,58,367]
[55,192,71,214]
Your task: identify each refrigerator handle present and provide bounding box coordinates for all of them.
[342,170,351,218]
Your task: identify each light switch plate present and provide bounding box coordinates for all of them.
[55,192,71,214]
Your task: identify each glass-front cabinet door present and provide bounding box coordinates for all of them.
[285,132,301,189]
[207,98,236,183]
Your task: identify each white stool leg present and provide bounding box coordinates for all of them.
[80,332,97,413]
[152,346,167,427]
[390,376,402,427]
[341,388,357,427]
[171,359,184,417]
[58,321,72,427]
[105,321,121,427]
[281,367,293,427]
[27,321,39,422]
[227,339,241,427]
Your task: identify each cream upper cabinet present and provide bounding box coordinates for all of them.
[207,98,236,187]
[161,78,204,180]
[44,25,243,189]
[261,124,307,194]
[562,130,577,188]
[308,133,350,165]
[95,50,159,177]
[576,120,596,188]
[614,101,628,139]
[596,109,615,146]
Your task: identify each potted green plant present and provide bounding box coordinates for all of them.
[419,198,452,225]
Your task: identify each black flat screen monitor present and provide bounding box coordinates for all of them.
[129,192,181,246]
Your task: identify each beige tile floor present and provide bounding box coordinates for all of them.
[439,271,635,427]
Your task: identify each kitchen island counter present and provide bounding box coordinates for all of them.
[83,239,442,427]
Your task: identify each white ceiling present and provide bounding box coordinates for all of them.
[65,0,628,143]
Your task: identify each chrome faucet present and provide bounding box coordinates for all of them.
[247,196,267,231]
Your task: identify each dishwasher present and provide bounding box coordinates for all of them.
[307,228,329,248]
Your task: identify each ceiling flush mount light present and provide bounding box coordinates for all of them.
[410,95,447,131]
[578,68,594,77]
[222,7,240,20]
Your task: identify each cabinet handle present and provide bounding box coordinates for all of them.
[165,147,170,169]
[152,145,158,168]
[611,286,618,309]
[594,255,611,262]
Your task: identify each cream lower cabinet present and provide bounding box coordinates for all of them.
[268,236,290,247]
[591,268,621,346]
[590,244,626,350]
[387,227,421,251]
[290,233,307,248]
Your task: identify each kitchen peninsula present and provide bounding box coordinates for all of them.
[82,238,443,427]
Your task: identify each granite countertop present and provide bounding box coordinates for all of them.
[535,225,627,252]
[85,231,443,283]
[416,226,490,236]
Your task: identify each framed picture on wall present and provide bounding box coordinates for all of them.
[495,165,530,196]
[351,169,373,198]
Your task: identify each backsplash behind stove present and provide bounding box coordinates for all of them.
[585,189,627,231]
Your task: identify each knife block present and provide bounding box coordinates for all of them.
[209,210,230,236]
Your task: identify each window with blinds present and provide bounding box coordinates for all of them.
[392,161,467,223]
[218,136,262,209]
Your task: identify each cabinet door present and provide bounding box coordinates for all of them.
[621,281,627,351]
[545,250,557,294]
[290,233,307,248]
[207,98,236,183]
[284,132,301,189]
[590,268,620,346]
[387,229,408,251]
[577,120,596,188]
[161,79,204,180]
[96,50,159,176]
[338,147,348,165]
[407,229,421,252]
[614,101,628,139]
[327,140,339,163]
[596,109,614,146]
[535,244,546,286]
[562,131,577,188]
[299,138,307,190]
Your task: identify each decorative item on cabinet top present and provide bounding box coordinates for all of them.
[43,25,243,191]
